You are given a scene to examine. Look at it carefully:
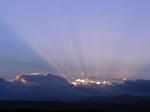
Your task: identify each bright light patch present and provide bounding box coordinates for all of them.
[71,78,126,87]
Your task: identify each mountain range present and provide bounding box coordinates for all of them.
[0,73,150,101]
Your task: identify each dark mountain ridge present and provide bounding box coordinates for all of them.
[1,73,150,101]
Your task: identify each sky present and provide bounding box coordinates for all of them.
[0,0,150,79]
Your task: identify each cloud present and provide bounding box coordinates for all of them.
[11,73,70,88]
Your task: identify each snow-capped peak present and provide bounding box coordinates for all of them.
[72,78,127,87]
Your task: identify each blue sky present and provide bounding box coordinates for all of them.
[0,0,150,79]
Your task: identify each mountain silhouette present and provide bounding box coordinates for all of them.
[0,73,150,101]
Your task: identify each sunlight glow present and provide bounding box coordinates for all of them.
[72,78,127,86]
[1,0,149,79]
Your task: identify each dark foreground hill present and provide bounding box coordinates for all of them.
[0,96,150,112]
[1,73,150,111]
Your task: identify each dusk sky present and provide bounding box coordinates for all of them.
[0,0,150,79]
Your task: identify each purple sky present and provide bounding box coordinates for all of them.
[0,0,150,79]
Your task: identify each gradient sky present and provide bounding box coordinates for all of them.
[0,0,150,79]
